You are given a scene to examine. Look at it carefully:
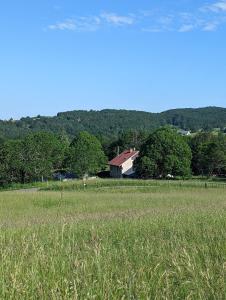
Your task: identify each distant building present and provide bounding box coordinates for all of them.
[109,149,139,178]
[178,129,191,136]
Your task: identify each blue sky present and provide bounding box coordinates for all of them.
[0,0,226,119]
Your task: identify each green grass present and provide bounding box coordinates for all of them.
[0,185,226,299]
[42,178,226,192]
[0,181,49,192]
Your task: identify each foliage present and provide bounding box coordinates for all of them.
[0,107,226,140]
[106,130,149,160]
[0,139,23,184]
[66,131,107,178]
[161,106,226,131]
[134,156,156,179]
[189,132,226,176]
[200,141,226,176]
[135,127,192,178]
[0,132,68,184]
[1,124,226,185]
[21,132,68,182]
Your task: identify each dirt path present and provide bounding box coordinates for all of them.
[4,188,39,193]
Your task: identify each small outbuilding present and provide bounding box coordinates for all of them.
[108,149,139,178]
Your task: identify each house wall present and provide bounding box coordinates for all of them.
[110,152,139,178]
[121,156,136,176]
[110,165,122,178]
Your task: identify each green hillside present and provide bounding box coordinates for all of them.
[0,106,226,140]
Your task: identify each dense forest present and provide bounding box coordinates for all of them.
[0,107,226,141]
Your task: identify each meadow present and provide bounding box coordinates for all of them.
[0,181,226,299]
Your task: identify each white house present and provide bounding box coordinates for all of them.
[109,149,139,178]
[178,129,191,136]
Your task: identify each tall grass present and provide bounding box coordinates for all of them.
[0,188,225,299]
[42,178,226,192]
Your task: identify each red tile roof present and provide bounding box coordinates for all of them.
[109,149,139,167]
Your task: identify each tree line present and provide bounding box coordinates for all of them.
[0,131,106,185]
[0,128,226,185]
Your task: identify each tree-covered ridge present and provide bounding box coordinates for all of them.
[161,107,226,131]
[0,106,226,140]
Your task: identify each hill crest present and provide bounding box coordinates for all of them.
[0,106,226,140]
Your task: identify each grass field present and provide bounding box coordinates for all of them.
[0,182,226,299]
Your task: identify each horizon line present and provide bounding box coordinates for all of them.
[1,105,225,121]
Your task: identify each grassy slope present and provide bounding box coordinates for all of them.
[0,187,226,299]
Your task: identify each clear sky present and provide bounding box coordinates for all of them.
[0,0,226,119]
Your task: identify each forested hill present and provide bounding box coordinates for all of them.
[0,106,226,140]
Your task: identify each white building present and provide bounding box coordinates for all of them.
[109,149,139,178]
[178,129,191,136]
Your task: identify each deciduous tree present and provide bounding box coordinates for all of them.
[135,127,192,178]
[67,131,107,178]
